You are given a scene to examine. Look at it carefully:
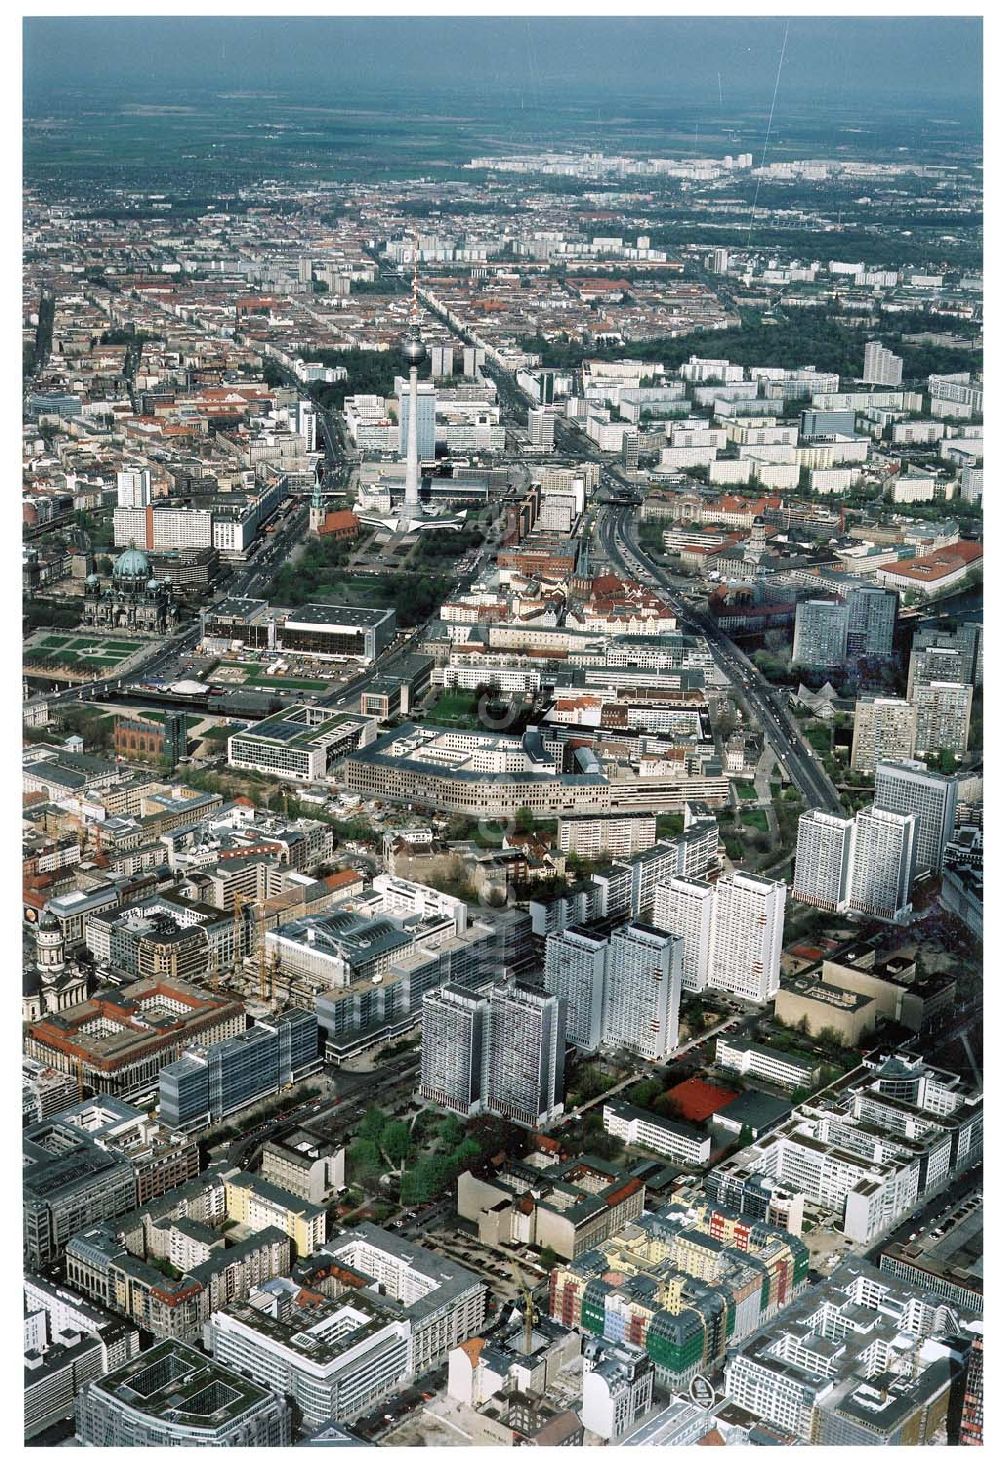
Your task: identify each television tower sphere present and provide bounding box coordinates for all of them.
[401,334,427,367]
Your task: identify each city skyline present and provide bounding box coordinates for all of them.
[19,12,983,1450]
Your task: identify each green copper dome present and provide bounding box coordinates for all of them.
[112,545,151,581]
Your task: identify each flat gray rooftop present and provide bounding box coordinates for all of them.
[283,604,394,629]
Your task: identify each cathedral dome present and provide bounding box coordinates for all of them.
[112,545,151,582]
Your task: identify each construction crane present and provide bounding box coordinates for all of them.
[513,1267,537,1358]
[256,914,275,1002]
[207,942,220,993]
[231,891,246,981]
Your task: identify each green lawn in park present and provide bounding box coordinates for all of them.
[741,809,770,833]
[427,690,482,727]
[200,723,239,743]
[25,633,143,670]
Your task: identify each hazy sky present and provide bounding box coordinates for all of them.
[24,16,982,114]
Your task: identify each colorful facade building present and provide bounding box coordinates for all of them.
[547,1197,807,1389]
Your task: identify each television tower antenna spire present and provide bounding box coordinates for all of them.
[400,233,426,525]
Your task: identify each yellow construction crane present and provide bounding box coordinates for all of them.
[256,913,274,1001]
[232,891,246,981]
[207,938,220,993]
[513,1267,536,1358]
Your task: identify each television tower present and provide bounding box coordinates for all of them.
[400,261,426,525]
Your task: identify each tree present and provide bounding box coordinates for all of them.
[444,813,473,840]
[451,1138,482,1171]
[686,1003,706,1035]
[437,1115,464,1153]
[631,1078,661,1109]
[381,1120,413,1167]
[349,1138,383,1177]
[539,1246,560,1270]
[399,1155,452,1206]
[654,1091,682,1120]
[571,1063,614,1103]
[339,817,380,847]
[358,1107,387,1142]
[924,747,959,774]
[464,1114,531,1163]
[515,805,536,833]
[398,1169,426,1207]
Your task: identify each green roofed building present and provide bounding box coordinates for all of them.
[228,707,376,782]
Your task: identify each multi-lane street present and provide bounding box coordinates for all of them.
[600,503,844,814]
[477,348,844,815]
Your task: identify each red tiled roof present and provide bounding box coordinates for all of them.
[460,1337,487,1369]
[552,695,602,710]
[882,540,982,582]
[576,278,629,292]
[606,1178,644,1208]
[317,509,358,535]
[324,869,363,890]
[533,1133,561,1154]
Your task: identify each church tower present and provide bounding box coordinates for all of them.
[746,514,767,564]
[309,477,326,534]
[36,913,66,986]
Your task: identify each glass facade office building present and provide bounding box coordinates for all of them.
[159,1010,318,1130]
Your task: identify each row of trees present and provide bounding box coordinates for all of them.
[30,293,56,376]
[647,218,982,273]
[24,599,84,631]
[409,523,485,565]
[521,302,981,379]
